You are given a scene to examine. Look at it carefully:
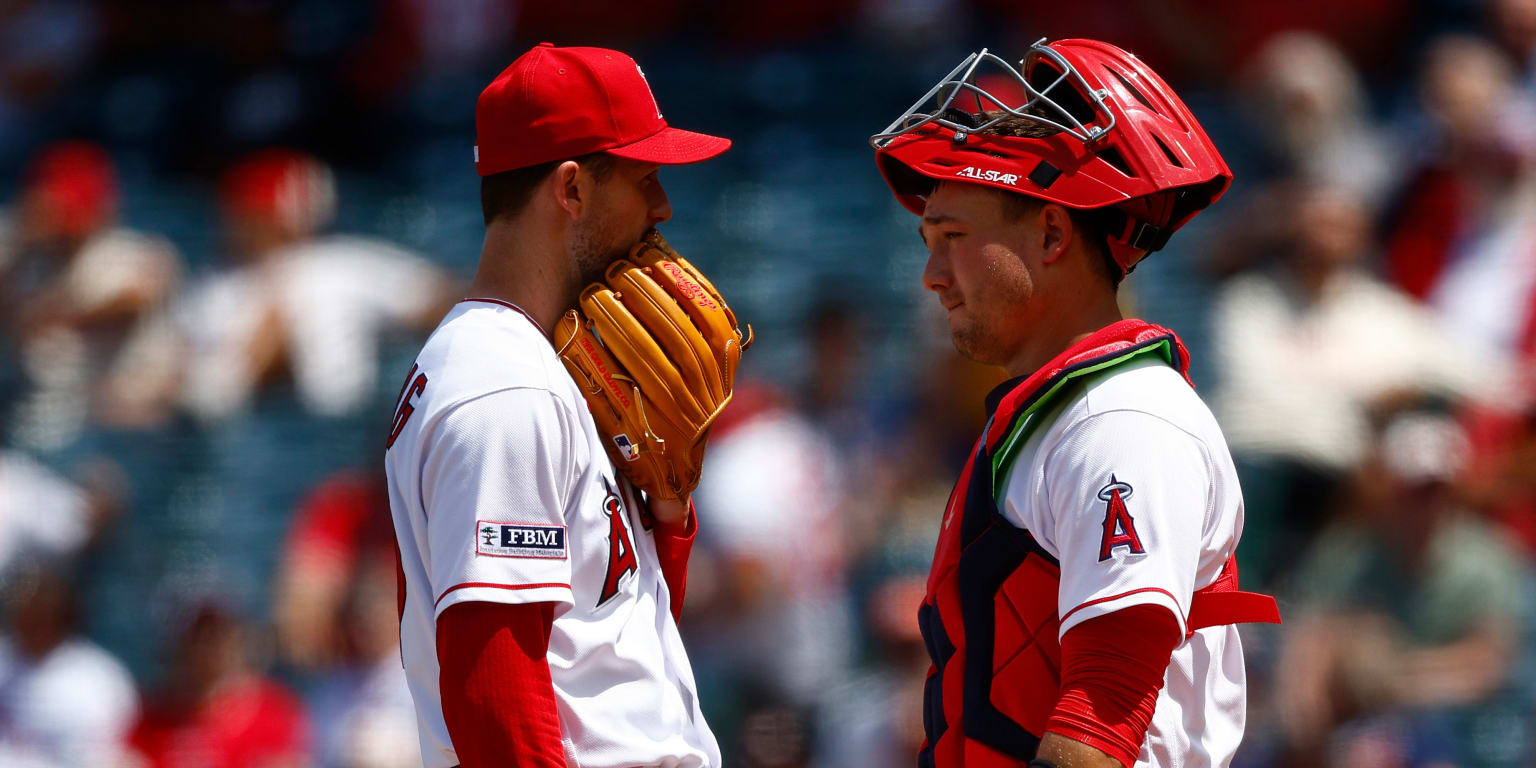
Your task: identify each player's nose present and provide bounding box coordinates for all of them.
[648,180,672,225]
[921,247,950,294]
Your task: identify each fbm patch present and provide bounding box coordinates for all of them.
[476,521,568,559]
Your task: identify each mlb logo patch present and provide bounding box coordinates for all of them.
[476,521,568,559]
[613,433,641,461]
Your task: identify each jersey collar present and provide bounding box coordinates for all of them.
[460,297,551,340]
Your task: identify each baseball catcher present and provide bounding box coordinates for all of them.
[870,39,1280,768]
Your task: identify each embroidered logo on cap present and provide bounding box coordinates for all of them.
[635,63,663,120]
[476,521,568,559]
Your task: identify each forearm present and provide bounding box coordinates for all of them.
[1042,605,1181,768]
[1036,731,1125,768]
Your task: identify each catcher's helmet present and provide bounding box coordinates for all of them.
[871,39,1232,275]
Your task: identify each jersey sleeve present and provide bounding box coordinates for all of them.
[1036,410,1213,639]
[422,387,579,618]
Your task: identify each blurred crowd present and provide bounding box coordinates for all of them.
[4,1,1536,767]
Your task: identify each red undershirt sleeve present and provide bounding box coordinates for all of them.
[652,501,697,624]
[1045,604,1182,767]
[436,601,566,768]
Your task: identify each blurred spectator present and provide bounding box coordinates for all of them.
[0,1,95,153]
[0,141,184,451]
[1381,35,1536,363]
[1214,182,1500,469]
[1210,182,1504,582]
[1273,402,1530,767]
[798,296,882,478]
[301,579,416,768]
[972,0,1411,89]
[1488,0,1536,93]
[0,448,94,576]
[274,471,395,669]
[691,382,854,710]
[349,0,517,99]
[688,292,897,730]
[732,681,815,768]
[0,558,138,768]
[177,149,455,422]
[810,335,1005,767]
[273,470,418,768]
[813,555,930,768]
[127,600,311,768]
[1463,392,1536,555]
[1239,31,1397,209]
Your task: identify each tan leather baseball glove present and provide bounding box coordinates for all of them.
[554,231,751,501]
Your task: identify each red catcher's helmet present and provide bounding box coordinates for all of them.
[871,39,1232,275]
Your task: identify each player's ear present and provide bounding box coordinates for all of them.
[1039,204,1073,264]
[553,160,584,220]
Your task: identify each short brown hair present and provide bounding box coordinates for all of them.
[480,151,616,225]
[973,112,1123,288]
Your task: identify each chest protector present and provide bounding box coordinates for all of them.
[917,320,1280,768]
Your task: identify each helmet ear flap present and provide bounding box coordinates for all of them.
[1100,176,1230,275]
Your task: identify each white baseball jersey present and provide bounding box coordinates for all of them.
[384,299,719,768]
[998,354,1247,768]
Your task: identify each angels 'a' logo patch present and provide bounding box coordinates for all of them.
[1097,476,1146,561]
[599,483,638,606]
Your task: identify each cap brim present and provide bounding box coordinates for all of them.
[606,126,731,165]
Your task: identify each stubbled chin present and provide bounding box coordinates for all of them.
[949,321,983,360]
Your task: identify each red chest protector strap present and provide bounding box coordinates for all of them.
[1187,554,1279,637]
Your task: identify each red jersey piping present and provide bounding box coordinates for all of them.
[1060,587,1185,628]
[434,581,570,608]
[460,297,549,339]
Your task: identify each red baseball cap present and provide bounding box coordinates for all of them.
[475,43,731,176]
[220,149,337,235]
[24,141,118,237]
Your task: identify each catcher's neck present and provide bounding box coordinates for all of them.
[1003,284,1124,379]
[469,218,574,337]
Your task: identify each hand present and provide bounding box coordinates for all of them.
[648,495,691,528]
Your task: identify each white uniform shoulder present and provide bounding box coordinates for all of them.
[412,301,575,415]
[1068,354,1224,448]
[1001,354,1240,636]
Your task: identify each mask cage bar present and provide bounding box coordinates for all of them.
[868,39,1117,150]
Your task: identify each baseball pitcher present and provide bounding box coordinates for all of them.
[386,43,745,768]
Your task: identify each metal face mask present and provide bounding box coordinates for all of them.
[870,38,1234,275]
[870,41,1117,149]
